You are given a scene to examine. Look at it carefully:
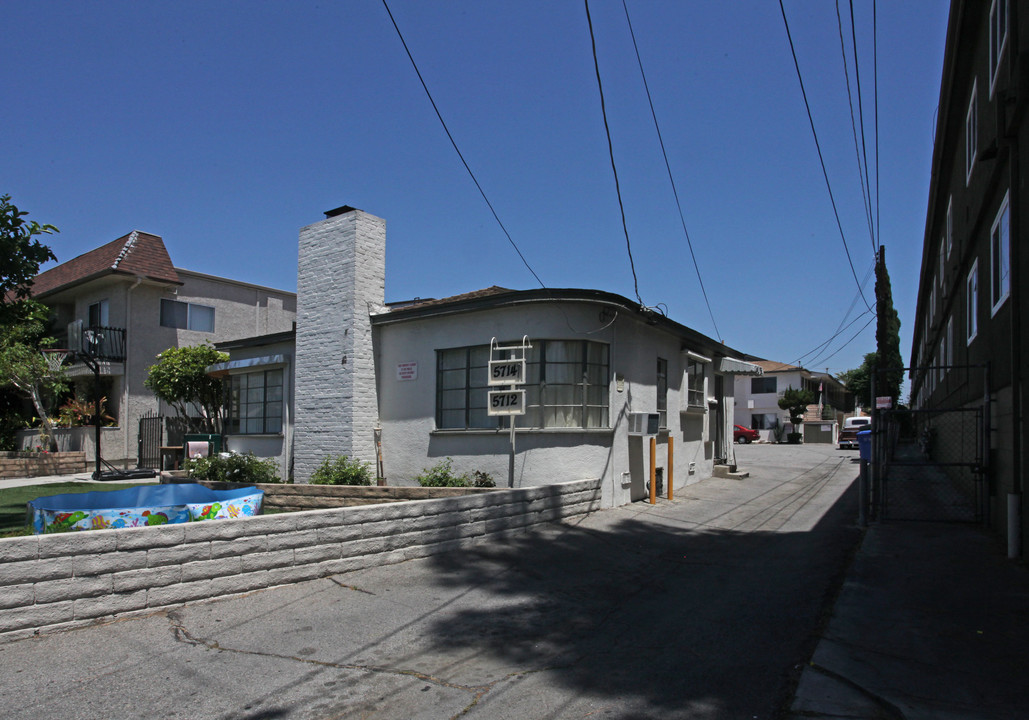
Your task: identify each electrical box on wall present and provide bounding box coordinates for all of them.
[628,412,661,436]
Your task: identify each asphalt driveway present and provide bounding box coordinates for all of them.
[0,443,861,719]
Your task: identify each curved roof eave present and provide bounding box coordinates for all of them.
[371,286,748,359]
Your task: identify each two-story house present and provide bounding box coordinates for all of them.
[734,360,853,443]
[24,230,296,468]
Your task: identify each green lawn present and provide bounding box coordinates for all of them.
[0,482,154,537]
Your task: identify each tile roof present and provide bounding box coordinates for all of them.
[28,231,181,298]
[754,359,804,373]
[389,286,512,311]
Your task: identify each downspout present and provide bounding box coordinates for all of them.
[284,356,293,482]
[124,276,144,466]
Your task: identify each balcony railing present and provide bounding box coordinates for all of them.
[67,321,126,362]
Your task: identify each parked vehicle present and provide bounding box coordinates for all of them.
[838,416,871,449]
[734,424,760,444]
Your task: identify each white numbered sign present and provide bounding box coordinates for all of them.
[488,389,526,415]
[488,359,526,386]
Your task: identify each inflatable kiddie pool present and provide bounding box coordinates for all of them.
[28,483,263,534]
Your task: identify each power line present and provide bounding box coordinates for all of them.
[817,314,876,366]
[848,0,877,255]
[835,0,877,254]
[873,0,880,253]
[794,261,874,367]
[620,0,723,343]
[778,0,872,313]
[584,0,644,307]
[381,0,547,290]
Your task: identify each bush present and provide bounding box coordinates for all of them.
[471,470,496,488]
[186,452,281,484]
[310,454,372,485]
[416,458,469,487]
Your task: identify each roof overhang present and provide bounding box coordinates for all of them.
[207,354,288,377]
[718,357,763,375]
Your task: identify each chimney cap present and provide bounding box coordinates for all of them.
[324,205,361,218]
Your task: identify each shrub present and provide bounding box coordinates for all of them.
[186,452,281,484]
[416,458,469,487]
[471,470,496,488]
[310,454,373,485]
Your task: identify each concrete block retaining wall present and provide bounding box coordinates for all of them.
[0,479,601,643]
[0,452,87,479]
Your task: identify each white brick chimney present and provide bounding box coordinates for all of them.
[293,206,385,482]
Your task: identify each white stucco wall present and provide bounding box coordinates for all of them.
[373,301,729,508]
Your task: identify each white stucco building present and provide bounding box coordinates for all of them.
[733,360,854,444]
[223,206,761,507]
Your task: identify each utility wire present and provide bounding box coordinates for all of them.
[848,0,877,255]
[802,306,874,368]
[778,0,872,312]
[835,0,877,254]
[621,0,723,342]
[584,0,644,307]
[794,261,874,367]
[874,0,880,252]
[381,0,547,290]
[793,306,874,369]
[817,314,876,366]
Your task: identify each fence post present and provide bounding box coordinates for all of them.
[859,459,868,527]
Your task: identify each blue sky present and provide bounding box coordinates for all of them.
[3,1,949,378]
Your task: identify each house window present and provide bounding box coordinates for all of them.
[966,80,978,184]
[751,413,778,430]
[437,340,609,430]
[656,357,668,429]
[437,345,492,429]
[989,0,1009,95]
[945,317,953,375]
[967,260,978,343]
[686,360,706,407]
[225,369,284,434]
[88,299,109,327]
[161,299,215,332]
[929,283,936,327]
[750,376,777,395]
[990,191,1010,315]
[939,238,945,292]
[946,196,953,257]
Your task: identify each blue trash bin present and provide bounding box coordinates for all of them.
[857,429,872,461]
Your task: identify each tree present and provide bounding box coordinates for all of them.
[838,352,877,411]
[1,194,58,325]
[0,300,68,449]
[778,386,816,441]
[874,248,904,403]
[144,344,229,433]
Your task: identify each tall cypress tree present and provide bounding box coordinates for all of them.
[874,247,904,403]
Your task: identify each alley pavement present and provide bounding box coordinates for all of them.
[1,444,1027,719]
[787,515,1029,720]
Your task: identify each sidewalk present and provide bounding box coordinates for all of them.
[788,520,1029,720]
[0,472,159,490]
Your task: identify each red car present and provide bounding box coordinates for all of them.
[734,424,760,443]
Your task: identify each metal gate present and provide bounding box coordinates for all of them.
[137,412,192,470]
[872,364,989,524]
[138,411,163,470]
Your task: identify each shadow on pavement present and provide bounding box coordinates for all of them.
[418,481,861,718]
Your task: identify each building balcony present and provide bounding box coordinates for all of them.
[61,322,127,377]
